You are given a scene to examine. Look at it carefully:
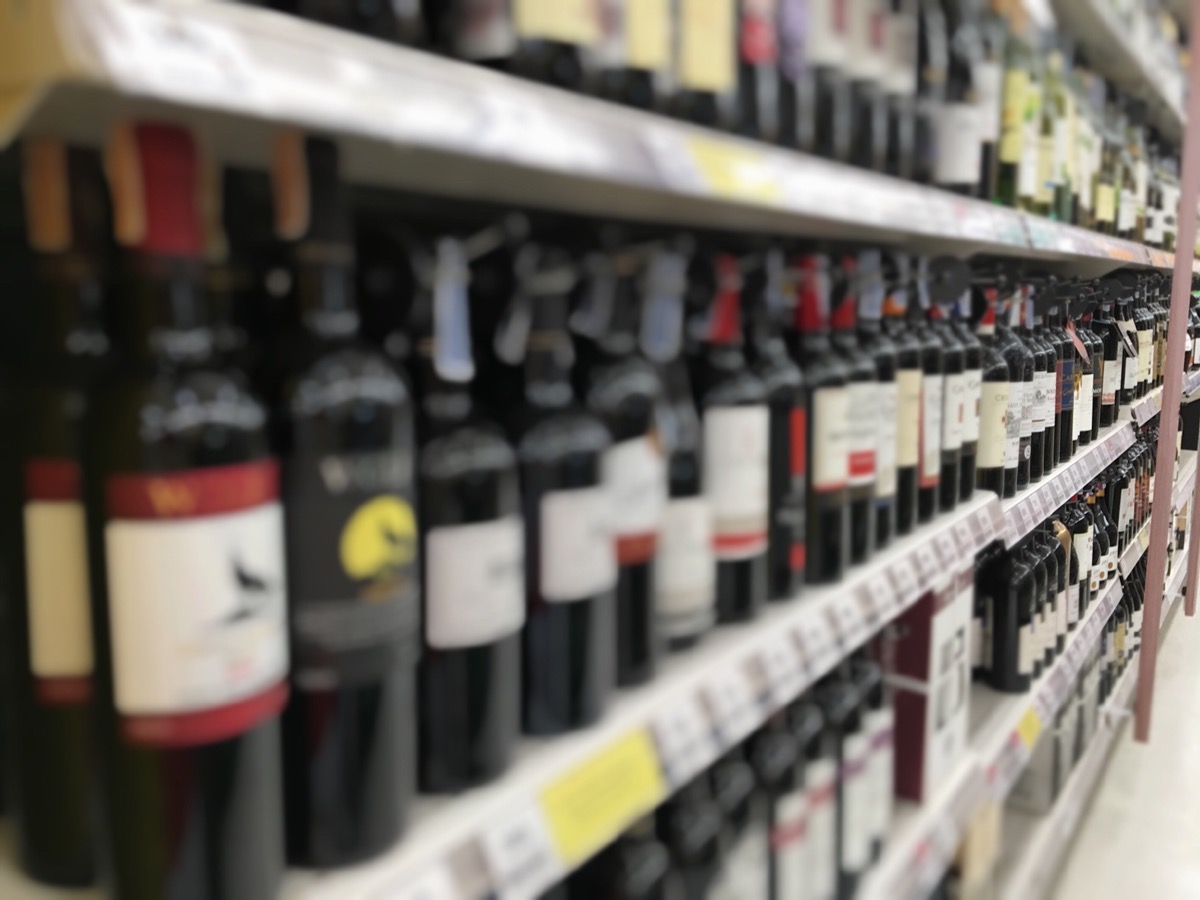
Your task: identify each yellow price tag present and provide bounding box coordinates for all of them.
[685,136,782,206]
[540,730,667,866]
[1016,707,1043,750]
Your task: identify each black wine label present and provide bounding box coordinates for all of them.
[286,449,419,689]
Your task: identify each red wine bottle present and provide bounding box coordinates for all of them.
[930,304,963,513]
[884,0,920,179]
[1081,311,1103,443]
[261,136,417,866]
[1095,297,1122,428]
[991,542,1034,693]
[728,0,781,140]
[1047,303,1075,464]
[793,253,850,584]
[657,778,724,897]
[857,251,898,548]
[574,248,665,687]
[85,122,286,899]
[3,139,105,886]
[996,287,1033,494]
[807,0,854,161]
[882,268,921,534]
[831,255,877,564]
[692,253,769,620]
[1031,301,1060,474]
[910,269,943,523]
[973,287,1010,497]
[953,292,982,501]
[846,0,889,171]
[408,232,523,793]
[502,249,616,735]
[1018,293,1051,484]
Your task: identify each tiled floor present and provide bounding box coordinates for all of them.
[1055,599,1200,898]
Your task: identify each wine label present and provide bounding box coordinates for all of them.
[1004,380,1022,467]
[710,810,769,900]
[977,381,1010,469]
[920,375,944,483]
[806,756,839,900]
[875,381,899,498]
[1068,580,1081,626]
[848,380,878,487]
[739,0,779,66]
[678,0,736,92]
[1138,333,1153,387]
[603,435,665,564]
[896,368,922,468]
[841,730,873,871]
[999,70,1027,164]
[1077,373,1094,434]
[513,0,598,45]
[934,104,983,185]
[806,0,848,67]
[627,0,671,71]
[1118,189,1136,233]
[104,460,288,746]
[845,0,885,81]
[1036,370,1053,432]
[425,517,524,650]
[541,486,617,601]
[941,372,964,452]
[883,9,917,96]
[865,706,895,845]
[1019,378,1034,439]
[962,368,982,443]
[24,459,93,704]
[772,789,808,900]
[1095,184,1116,224]
[974,61,1003,142]
[788,407,809,571]
[1056,588,1067,641]
[705,405,770,558]
[812,387,850,492]
[451,0,518,59]
[1102,353,1120,404]
[1061,356,1075,411]
[588,0,625,68]
[1018,622,1034,676]
[1034,134,1055,205]
[656,496,716,638]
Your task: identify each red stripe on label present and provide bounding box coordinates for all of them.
[106,459,279,519]
[35,676,93,705]
[770,817,808,849]
[849,450,876,478]
[616,533,657,565]
[790,543,806,572]
[120,680,288,747]
[791,408,807,477]
[713,531,768,553]
[25,458,81,501]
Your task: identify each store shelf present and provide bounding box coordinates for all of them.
[0,0,1195,277]
[1130,386,1165,426]
[1001,419,1136,546]
[1050,0,1186,142]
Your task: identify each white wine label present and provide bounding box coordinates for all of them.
[896,368,922,468]
[806,756,839,900]
[812,387,850,492]
[974,61,1003,141]
[941,372,964,451]
[934,104,983,185]
[920,376,944,483]
[1077,373,1094,434]
[841,731,873,871]
[24,459,93,704]
[962,368,982,443]
[705,405,770,559]
[425,516,524,649]
[865,707,895,845]
[806,0,849,66]
[627,0,671,71]
[541,486,617,601]
[875,381,899,498]
[656,496,716,638]
[977,381,1010,469]
[848,380,878,487]
[1102,355,1120,404]
[603,435,665,564]
[1033,370,1051,431]
[883,9,917,96]
[678,0,737,91]
[105,461,289,746]
[772,789,808,900]
[1005,380,1023,467]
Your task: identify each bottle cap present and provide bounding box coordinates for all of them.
[272,131,353,257]
[22,139,109,256]
[106,122,201,257]
[707,254,743,344]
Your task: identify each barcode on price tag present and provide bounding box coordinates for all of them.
[370,864,459,900]
[480,803,564,900]
[913,543,940,587]
[889,560,920,608]
[935,532,958,570]
[759,634,805,706]
[703,667,761,746]
[856,578,883,626]
[652,695,720,788]
[797,615,839,679]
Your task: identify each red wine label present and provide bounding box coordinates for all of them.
[656,497,715,638]
[541,486,617,601]
[704,406,769,558]
[739,0,778,65]
[812,387,849,492]
[426,517,524,649]
[771,789,808,897]
[919,376,943,484]
[896,368,922,468]
[285,449,419,689]
[805,756,839,900]
[603,435,665,565]
[452,0,518,60]
[24,459,93,704]
[977,382,1009,469]
[104,460,288,746]
[875,381,898,498]
[848,382,877,486]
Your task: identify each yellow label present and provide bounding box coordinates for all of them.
[998,69,1028,163]
[1016,707,1043,750]
[540,730,667,865]
[685,136,782,204]
[514,0,598,45]
[1096,184,1117,224]
[678,0,736,92]
[627,0,671,71]
[1035,135,1055,204]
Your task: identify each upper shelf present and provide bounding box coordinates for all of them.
[1,0,1196,277]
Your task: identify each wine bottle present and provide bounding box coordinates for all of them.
[831,255,877,564]
[85,122,286,899]
[1031,301,1060,474]
[708,747,763,900]
[586,0,672,111]
[569,814,672,900]
[670,0,738,129]
[883,266,922,533]
[934,0,984,195]
[4,139,104,886]
[930,304,964,513]
[954,292,983,501]
[991,542,1034,693]
[503,249,616,736]
[408,232,523,793]
[996,286,1034,492]
[911,267,943,522]
[574,249,665,687]
[853,657,893,862]
[1047,303,1075,465]
[976,3,1007,200]
[1095,295,1121,427]
[261,135,417,866]
[789,698,839,900]
[1063,496,1093,622]
[884,0,920,180]
[692,254,770,619]
[727,0,781,141]
[995,9,1031,207]
[793,253,850,584]
[847,0,889,171]
[858,251,899,548]
[914,0,949,184]
[974,288,1010,497]
[1047,521,1068,654]
[1018,293,1051,483]
[813,672,867,897]
[808,0,854,161]
[1020,540,1046,678]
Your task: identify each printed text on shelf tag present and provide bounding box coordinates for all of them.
[652,696,720,788]
[480,803,564,900]
[703,668,761,745]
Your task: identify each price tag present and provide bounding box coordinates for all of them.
[683,135,783,205]
[827,599,871,652]
[913,542,940,588]
[1018,501,1036,535]
[370,865,459,900]
[972,508,991,544]
[760,635,805,706]
[481,803,565,900]
[703,667,761,747]
[991,731,1030,799]
[889,560,920,608]
[863,571,899,620]
[652,695,720,788]
[933,532,957,569]
[797,614,839,679]
[1016,707,1044,750]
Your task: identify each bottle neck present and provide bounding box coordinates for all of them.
[112,253,214,366]
[523,330,575,409]
[31,253,109,361]
[293,262,360,340]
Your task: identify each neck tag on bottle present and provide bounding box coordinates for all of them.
[640,249,687,363]
[708,254,743,343]
[570,252,617,340]
[857,249,885,321]
[915,256,932,311]
[433,237,474,383]
[493,246,540,366]
[1065,318,1090,364]
[795,253,831,332]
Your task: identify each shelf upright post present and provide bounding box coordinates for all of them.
[1134,0,1200,742]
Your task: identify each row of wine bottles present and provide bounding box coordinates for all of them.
[238,0,1187,248]
[973,430,1159,695]
[0,120,1190,896]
